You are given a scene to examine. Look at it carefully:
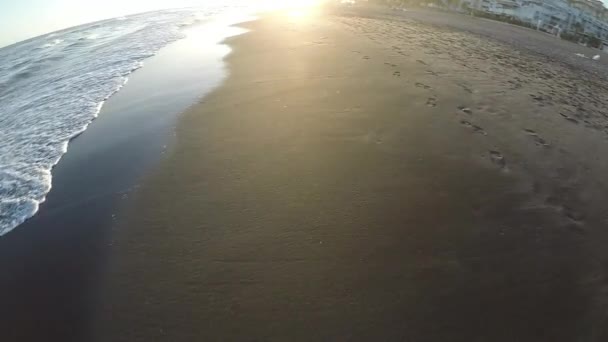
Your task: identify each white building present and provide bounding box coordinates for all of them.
[472,0,608,40]
[488,0,521,16]
[517,0,574,34]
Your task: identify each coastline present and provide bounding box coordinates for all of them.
[0,16,248,342]
[2,6,608,341]
[94,8,608,342]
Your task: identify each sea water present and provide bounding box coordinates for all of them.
[0,2,286,235]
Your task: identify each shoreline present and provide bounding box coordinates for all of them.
[2,6,608,341]
[94,9,608,341]
[0,17,250,342]
[0,11,254,237]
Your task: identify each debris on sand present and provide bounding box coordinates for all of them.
[575,53,600,61]
[489,150,507,169]
[457,105,472,114]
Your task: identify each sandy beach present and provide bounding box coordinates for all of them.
[90,6,608,341]
[3,5,608,342]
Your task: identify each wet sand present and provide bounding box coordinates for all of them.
[0,22,225,341]
[74,8,608,342]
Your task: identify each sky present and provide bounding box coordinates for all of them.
[7,0,608,47]
[0,0,242,47]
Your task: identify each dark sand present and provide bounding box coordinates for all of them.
[7,7,608,342]
[92,7,608,341]
[0,28,193,341]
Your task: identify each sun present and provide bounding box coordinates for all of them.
[284,0,322,7]
[242,0,324,19]
[274,0,323,9]
[257,0,321,20]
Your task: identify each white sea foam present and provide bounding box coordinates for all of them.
[0,1,290,236]
[42,39,64,48]
[0,8,226,235]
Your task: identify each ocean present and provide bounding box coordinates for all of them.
[0,2,284,235]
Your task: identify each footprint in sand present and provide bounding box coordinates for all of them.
[529,94,549,107]
[457,105,472,114]
[461,120,487,135]
[489,150,507,169]
[416,59,428,66]
[426,97,437,107]
[530,94,543,101]
[545,195,586,232]
[457,83,473,94]
[507,80,522,90]
[563,206,585,225]
[363,56,370,60]
[559,113,579,124]
[415,82,432,90]
[524,129,550,147]
[393,71,401,77]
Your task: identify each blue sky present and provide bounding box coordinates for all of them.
[0,0,220,47]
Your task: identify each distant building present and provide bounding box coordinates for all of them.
[486,0,521,16]
[470,0,608,41]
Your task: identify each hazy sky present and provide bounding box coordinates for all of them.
[0,0,237,47]
[16,0,608,48]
